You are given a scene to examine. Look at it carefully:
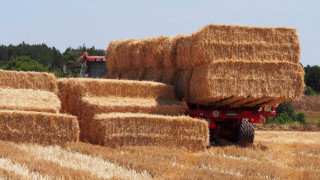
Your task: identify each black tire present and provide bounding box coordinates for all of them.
[235,119,255,146]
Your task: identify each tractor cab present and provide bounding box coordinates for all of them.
[78,52,108,78]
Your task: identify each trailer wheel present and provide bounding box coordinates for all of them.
[235,119,255,146]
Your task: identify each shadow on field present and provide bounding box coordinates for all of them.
[208,136,268,151]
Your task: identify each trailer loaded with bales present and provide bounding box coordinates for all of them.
[104,24,304,146]
[0,24,304,150]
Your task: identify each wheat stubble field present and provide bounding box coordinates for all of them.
[0,130,318,180]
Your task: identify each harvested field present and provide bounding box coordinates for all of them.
[0,130,319,179]
[105,24,304,107]
[0,110,79,145]
[292,96,320,125]
[292,96,320,112]
[0,88,61,113]
[92,113,209,151]
[0,70,57,92]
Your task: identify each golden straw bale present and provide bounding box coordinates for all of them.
[106,37,175,72]
[57,78,176,101]
[0,70,57,92]
[183,42,300,68]
[0,110,79,145]
[0,88,60,113]
[194,24,299,44]
[189,61,305,106]
[81,96,187,116]
[79,96,187,141]
[92,113,209,151]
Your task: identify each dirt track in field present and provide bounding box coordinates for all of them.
[0,130,319,180]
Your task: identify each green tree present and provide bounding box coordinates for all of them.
[0,56,48,72]
[305,65,320,93]
[266,101,307,125]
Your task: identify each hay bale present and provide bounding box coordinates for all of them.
[57,78,176,102]
[0,110,79,144]
[81,96,187,115]
[189,61,305,106]
[0,70,57,92]
[92,113,209,151]
[105,24,300,72]
[106,36,175,72]
[57,78,187,142]
[0,88,61,113]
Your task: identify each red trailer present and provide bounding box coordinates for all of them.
[187,103,276,146]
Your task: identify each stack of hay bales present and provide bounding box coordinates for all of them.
[0,70,79,145]
[105,24,305,107]
[57,78,209,151]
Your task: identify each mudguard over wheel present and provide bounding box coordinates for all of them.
[235,119,255,146]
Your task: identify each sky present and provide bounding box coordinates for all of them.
[0,0,319,66]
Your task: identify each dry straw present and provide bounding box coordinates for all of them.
[0,110,79,145]
[0,70,57,92]
[57,78,188,143]
[188,61,305,105]
[92,113,209,151]
[0,70,79,145]
[0,88,61,113]
[105,24,304,107]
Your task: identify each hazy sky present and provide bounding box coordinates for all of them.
[1,0,319,66]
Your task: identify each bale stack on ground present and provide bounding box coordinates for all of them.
[0,70,79,144]
[105,24,305,107]
[57,78,209,151]
[93,113,208,151]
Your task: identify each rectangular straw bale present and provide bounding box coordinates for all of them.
[57,78,176,101]
[0,70,57,92]
[177,26,300,68]
[106,36,175,72]
[81,96,187,116]
[0,88,61,113]
[194,24,299,44]
[189,61,305,105]
[0,110,79,145]
[92,113,209,151]
[78,96,187,141]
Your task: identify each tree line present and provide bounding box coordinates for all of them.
[0,42,319,95]
[0,42,105,77]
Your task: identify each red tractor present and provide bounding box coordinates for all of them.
[78,52,108,78]
[78,52,276,146]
